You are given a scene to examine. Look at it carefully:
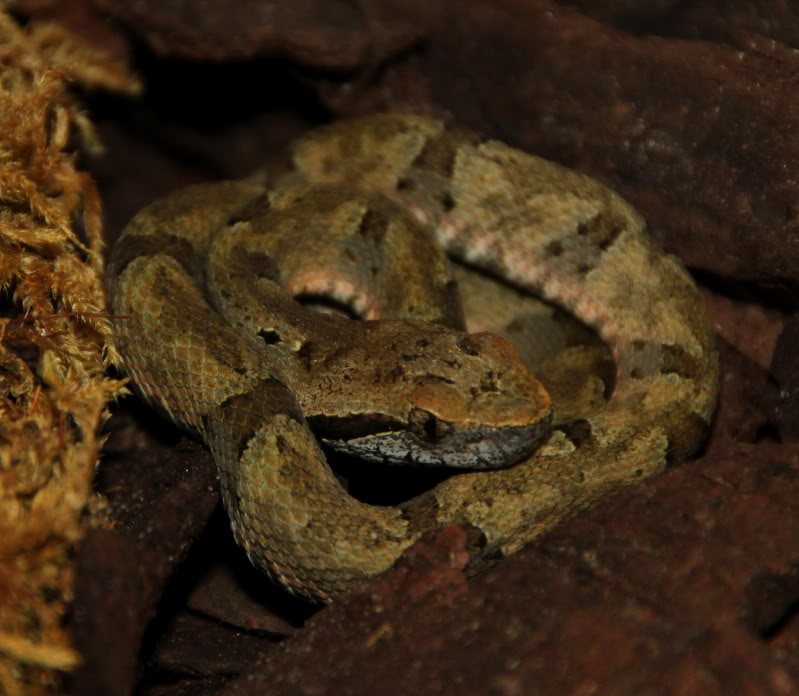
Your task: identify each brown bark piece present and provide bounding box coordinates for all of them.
[702,288,783,371]
[70,415,220,696]
[148,612,272,678]
[709,340,778,446]
[90,0,421,69]
[186,564,298,635]
[220,440,799,696]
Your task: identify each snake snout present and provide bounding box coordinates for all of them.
[320,369,553,469]
[408,332,552,430]
[401,373,553,468]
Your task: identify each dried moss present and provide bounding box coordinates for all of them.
[0,10,140,695]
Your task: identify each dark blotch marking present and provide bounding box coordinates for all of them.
[598,228,620,251]
[396,177,416,192]
[474,370,499,394]
[506,317,524,334]
[546,240,563,257]
[258,329,282,345]
[219,376,304,428]
[660,343,702,381]
[416,338,431,349]
[410,128,482,179]
[297,341,314,370]
[559,419,593,447]
[242,250,280,283]
[576,211,623,253]
[627,340,649,378]
[439,191,456,212]
[575,262,594,275]
[626,340,702,382]
[275,434,289,455]
[236,429,259,460]
[457,336,481,356]
[219,379,306,460]
[111,233,205,285]
[411,135,459,179]
[356,207,390,244]
[226,193,271,226]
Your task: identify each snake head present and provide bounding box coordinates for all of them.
[317,327,552,469]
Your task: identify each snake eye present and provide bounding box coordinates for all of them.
[408,408,454,442]
[408,408,436,441]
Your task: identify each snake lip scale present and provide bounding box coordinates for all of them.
[108,113,719,602]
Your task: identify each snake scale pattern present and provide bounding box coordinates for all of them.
[107,114,719,601]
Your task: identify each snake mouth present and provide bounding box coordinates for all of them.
[320,410,553,469]
[308,412,408,440]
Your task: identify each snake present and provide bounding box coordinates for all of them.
[107,113,719,602]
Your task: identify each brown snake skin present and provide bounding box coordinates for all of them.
[107,114,719,601]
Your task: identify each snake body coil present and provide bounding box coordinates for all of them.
[108,114,718,601]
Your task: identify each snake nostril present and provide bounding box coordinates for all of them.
[456,335,481,356]
[439,191,456,212]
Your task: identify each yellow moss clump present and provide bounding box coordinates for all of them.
[0,10,140,695]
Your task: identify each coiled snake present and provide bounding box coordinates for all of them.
[107,114,718,601]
